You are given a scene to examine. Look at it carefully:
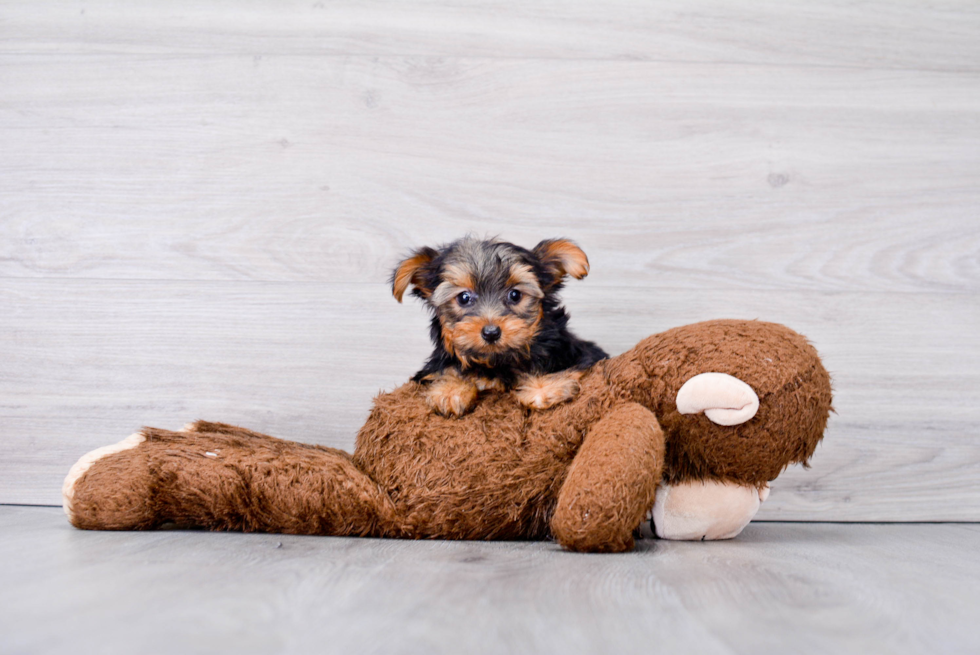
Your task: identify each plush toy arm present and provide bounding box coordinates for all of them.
[64,422,400,537]
[550,403,665,552]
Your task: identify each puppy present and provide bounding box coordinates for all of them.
[391,236,608,417]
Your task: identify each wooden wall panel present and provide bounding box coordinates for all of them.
[2,1,978,70]
[2,56,978,292]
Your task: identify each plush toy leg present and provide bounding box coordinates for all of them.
[650,481,770,540]
[64,422,400,537]
[551,403,665,553]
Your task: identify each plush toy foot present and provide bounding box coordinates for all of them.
[62,431,153,529]
[676,372,759,426]
[650,480,769,540]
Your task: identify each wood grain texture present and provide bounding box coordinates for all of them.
[1,54,978,291]
[2,0,979,70]
[1,1,978,518]
[2,280,978,520]
[2,507,979,655]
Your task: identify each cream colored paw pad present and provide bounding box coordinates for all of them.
[676,372,759,426]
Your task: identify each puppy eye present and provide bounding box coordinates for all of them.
[508,289,522,303]
[457,291,474,306]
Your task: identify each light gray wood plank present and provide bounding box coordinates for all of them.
[2,279,977,521]
[2,507,979,655]
[1,54,978,292]
[2,0,978,71]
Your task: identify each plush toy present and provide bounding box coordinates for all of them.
[63,319,832,552]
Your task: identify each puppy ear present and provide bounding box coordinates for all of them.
[391,247,439,302]
[533,238,590,287]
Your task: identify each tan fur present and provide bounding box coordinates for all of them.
[515,370,582,410]
[430,262,475,307]
[505,264,544,299]
[445,312,540,367]
[451,317,493,356]
[534,239,590,283]
[496,312,540,352]
[392,251,436,302]
[424,369,479,417]
[442,261,475,291]
[475,377,506,392]
[440,322,458,357]
[64,320,833,553]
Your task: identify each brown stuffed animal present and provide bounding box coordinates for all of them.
[63,319,832,552]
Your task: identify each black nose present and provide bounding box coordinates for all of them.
[481,325,502,343]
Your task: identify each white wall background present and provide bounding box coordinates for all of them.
[1,1,978,519]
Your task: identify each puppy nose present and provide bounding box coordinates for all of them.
[481,325,502,343]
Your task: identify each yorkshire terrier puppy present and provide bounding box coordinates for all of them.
[391,236,608,417]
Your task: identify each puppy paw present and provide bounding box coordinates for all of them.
[425,374,479,417]
[516,371,582,410]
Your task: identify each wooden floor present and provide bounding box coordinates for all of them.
[0,507,977,655]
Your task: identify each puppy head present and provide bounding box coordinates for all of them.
[391,236,590,368]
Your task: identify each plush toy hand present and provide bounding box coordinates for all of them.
[650,481,770,540]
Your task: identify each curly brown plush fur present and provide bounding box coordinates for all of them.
[64,319,832,553]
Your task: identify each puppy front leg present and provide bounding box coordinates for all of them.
[425,370,479,417]
[515,370,583,410]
